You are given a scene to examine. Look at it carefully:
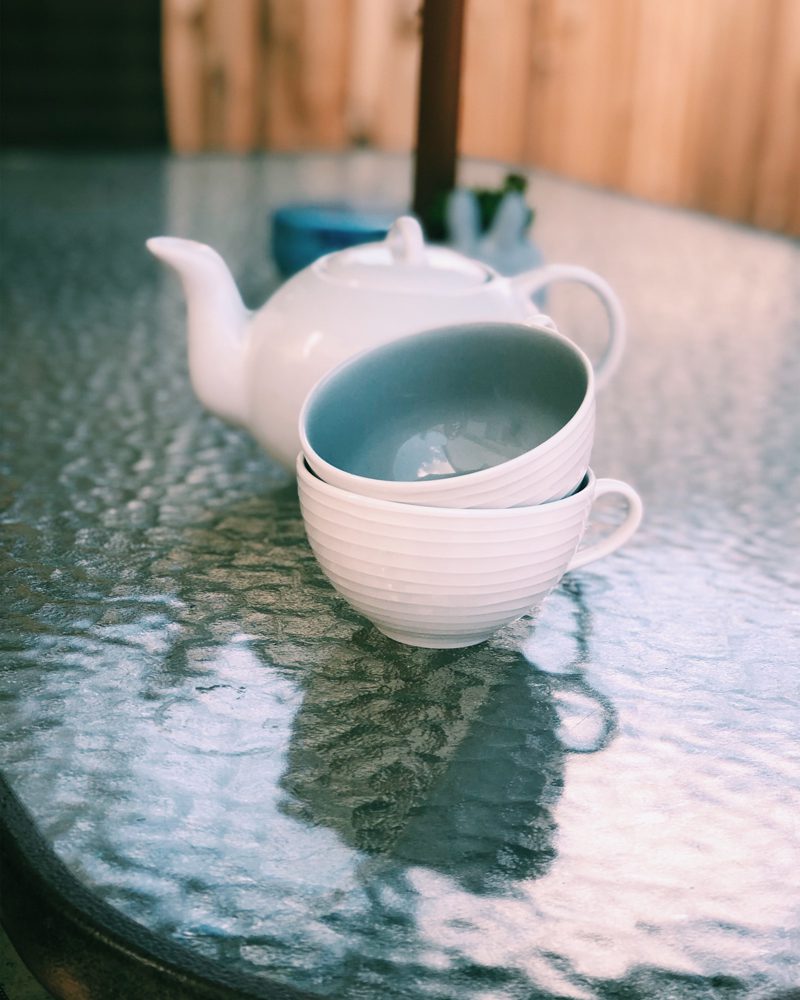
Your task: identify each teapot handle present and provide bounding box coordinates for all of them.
[511,264,626,391]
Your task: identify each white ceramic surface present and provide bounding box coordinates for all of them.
[300,322,596,508]
[297,455,643,648]
[147,216,625,471]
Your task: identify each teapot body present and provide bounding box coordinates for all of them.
[246,268,542,469]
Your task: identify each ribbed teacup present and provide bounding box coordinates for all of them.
[297,455,642,648]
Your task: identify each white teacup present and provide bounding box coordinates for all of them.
[300,322,596,509]
[297,456,642,648]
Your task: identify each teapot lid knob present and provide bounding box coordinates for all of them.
[386,216,426,265]
[315,214,493,291]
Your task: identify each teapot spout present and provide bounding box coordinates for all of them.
[147,236,251,428]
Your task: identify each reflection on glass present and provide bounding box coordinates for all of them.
[280,579,616,895]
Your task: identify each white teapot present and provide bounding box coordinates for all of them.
[147,216,624,471]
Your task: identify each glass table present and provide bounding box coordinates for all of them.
[1,151,798,999]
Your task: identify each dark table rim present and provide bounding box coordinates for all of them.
[0,771,315,1000]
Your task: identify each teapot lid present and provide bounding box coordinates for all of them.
[317,216,493,293]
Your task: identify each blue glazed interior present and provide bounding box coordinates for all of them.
[304,324,588,482]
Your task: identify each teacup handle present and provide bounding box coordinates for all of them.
[512,264,626,391]
[567,478,643,571]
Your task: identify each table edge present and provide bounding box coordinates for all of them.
[0,771,315,1000]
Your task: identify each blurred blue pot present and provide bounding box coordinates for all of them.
[270,202,397,278]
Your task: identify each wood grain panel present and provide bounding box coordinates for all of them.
[160,0,799,233]
[687,0,774,221]
[204,0,261,152]
[261,0,352,149]
[752,0,800,233]
[623,0,712,206]
[347,0,420,150]
[523,0,640,190]
[162,0,207,152]
[459,0,533,163]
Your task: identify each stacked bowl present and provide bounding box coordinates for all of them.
[297,322,642,648]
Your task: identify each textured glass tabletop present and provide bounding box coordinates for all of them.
[1,152,798,999]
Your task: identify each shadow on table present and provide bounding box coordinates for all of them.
[279,579,616,895]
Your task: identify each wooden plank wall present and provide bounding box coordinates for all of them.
[161,0,800,234]
[162,0,356,151]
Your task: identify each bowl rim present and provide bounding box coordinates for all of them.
[297,452,596,519]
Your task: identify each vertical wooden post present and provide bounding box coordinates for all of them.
[412,0,466,235]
